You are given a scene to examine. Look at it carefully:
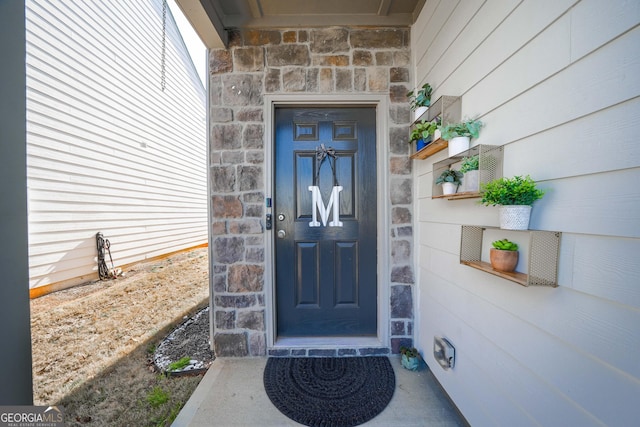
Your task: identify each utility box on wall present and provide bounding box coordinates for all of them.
[433,337,455,370]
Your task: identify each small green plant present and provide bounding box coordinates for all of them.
[146,386,170,408]
[146,343,157,355]
[435,168,463,186]
[167,356,191,372]
[481,175,545,206]
[409,118,440,143]
[491,239,518,251]
[460,155,479,173]
[441,118,484,140]
[400,346,419,358]
[407,83,433,111]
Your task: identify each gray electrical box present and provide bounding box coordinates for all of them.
[433,337,455,370]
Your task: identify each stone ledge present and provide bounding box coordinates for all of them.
[267,347,392,357]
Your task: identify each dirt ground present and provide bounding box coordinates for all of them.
[30,247,210,425]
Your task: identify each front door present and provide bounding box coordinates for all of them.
[274,107,377,337]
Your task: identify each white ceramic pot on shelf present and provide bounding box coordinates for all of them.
[448,136,470,157]
[461,170,489,192]
[499,205,532,230]
[413,106,428,121]
[441,182,458,196]
[461,170,478,193]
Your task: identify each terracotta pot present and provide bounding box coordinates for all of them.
[490,248,518,272]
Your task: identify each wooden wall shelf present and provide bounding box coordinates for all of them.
[410,138,448,159]
[432,144,503,199]
[409,95,460,160]
[461,260,529,286]
[460,225,561,287]
[432,191,480,200]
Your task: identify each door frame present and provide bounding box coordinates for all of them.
[264,94,390,349]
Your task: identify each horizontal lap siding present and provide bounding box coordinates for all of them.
[413,0,640,425]
[26,0,207,290]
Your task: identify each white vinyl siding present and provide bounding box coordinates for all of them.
[26,0,207,290]
[412,0,640,425]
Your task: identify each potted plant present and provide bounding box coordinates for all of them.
[407,83,432,120]
[435,168,463,195]
[409,118,440,151]
[400,346,421,371]
[480,175,546,230]
[490,239,519,272]
[459,155,479,192]
[441,118,484,157]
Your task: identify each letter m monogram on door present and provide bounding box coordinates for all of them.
[308,185,343,227]
[309,144,343,228]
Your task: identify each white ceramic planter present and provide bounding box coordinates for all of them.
[433,128,441,141]
[413,106,428,121]
[448,136,470,157]
[461,170,479,193]
[499,205,532,230]
[442,182,458,195]
[461,170,490,192]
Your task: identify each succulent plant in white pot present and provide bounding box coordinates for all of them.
[441,118,484,157]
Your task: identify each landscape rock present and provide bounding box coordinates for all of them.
[153,306,214,376]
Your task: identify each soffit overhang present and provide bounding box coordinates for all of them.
[175,0,424,48]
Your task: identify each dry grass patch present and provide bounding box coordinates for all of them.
[30,247,209,425]
[56,338,203,426]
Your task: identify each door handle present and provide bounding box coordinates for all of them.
[277,230,286,239]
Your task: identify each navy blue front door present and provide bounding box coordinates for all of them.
[274,107,377,337]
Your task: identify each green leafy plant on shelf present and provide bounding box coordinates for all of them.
[409,118,440,144]
[491,239,518,251]
[480,175,545,206]
[407,83,433,111]
[435,168,463,186]
[460,155,479,173]
[441,118,484,140]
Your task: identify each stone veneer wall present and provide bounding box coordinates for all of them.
[209,27,415,357]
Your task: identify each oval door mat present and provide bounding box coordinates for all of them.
[263,356,395,427]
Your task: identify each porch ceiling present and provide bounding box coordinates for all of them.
[175,0,424,48]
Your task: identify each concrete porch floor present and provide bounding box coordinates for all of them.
[172,356,468,426]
